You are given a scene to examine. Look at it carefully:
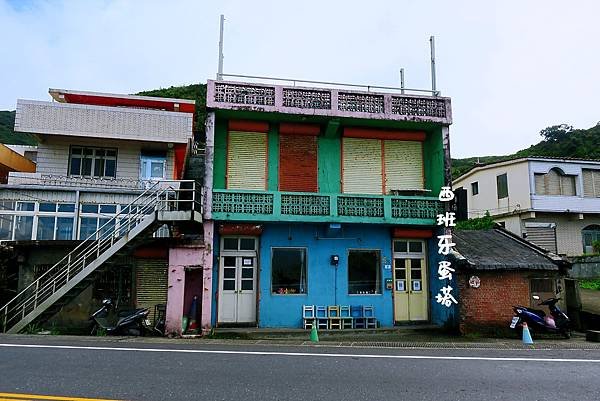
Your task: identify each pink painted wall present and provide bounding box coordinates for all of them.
[201,221,214,334]
[165,246,203,336]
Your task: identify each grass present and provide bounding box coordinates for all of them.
[580,279,600,291]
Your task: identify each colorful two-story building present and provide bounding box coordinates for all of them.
[201,79,456,329]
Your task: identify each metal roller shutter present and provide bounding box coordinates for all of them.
[279,134,318,192]
[343,137,383,194]
[135,259,168,323]
[525,223,557,253]
[227,131,267,190]
[384,140,424,193]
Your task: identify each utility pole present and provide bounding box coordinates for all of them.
[400,68,405,94]
[217,14,225,81]
[429,36,437,96]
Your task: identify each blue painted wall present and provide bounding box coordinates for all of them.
[211,222,458,329]
[257,223,394,328]
[427,230,459,329]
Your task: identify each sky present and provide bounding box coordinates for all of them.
[1,0,599,158]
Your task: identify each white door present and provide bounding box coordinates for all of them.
[218,237,258,324]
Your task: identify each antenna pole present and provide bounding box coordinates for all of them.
[400,68,405,94]
[217,14,225,81]
[429,36,437,96]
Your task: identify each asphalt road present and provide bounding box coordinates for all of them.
[1,336,599,401]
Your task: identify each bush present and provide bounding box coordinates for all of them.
[580,279,600,291]
[593,240,600,254]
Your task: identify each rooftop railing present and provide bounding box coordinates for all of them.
[206,76,452,125]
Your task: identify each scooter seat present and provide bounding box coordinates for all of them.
[529,308,546,317]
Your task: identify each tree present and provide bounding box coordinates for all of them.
[540,124,573,142]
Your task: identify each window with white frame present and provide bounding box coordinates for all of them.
[69,147,117,178]
[140,151,167,180]
[79,204,118,240]
[0,201,76,241]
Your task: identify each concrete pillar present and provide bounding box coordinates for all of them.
[201,221,214,334]
[165,246,203,337]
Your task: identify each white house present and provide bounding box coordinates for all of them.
[0,88,205,334]
[453,157,600,256]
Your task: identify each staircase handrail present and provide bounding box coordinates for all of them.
[0,179,199,332]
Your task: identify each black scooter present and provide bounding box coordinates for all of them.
[510,295,571,339]
[90,299,152,336]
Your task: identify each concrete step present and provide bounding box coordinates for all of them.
[586,330,600,342]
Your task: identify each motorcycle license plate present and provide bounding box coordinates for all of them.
[144,319,151,326]
[509,317,519,329]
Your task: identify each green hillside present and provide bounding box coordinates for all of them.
[2,83,598,175]
[0,111,36,145]
[452,123,600,179]
[136,84,206,134]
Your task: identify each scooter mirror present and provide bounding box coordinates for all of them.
[532,295,540,300]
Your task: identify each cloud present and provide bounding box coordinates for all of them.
[1,0,599,157]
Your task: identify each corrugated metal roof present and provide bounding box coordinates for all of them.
[451,229,560,270]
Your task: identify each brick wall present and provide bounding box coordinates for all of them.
[458,271,530,334]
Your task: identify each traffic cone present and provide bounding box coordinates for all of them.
[522,322,534,345]
[310,320,319,343]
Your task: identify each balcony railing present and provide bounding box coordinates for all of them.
[6,172,157,190]
[14,100,193,143]
[206,80,452,125]
[212,189,443,225]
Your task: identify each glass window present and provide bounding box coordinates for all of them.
[409,241,423,253]
[57,203,75,213]
[271,248,307,295]
[0,201,15,211]
[223,238,238,250]
[496,173,508,199]
[151,162,164,178]
[393,240,425,255]
[99,218,114,238]
[141,153,167,180]
[69,146,117,178]
[39,203,57,212]
[348,250,380,295]
[105,159,116,178]
[56,217,74,240]
[0,214,14,240]
[240,238,256,250]
[471,181,479,196]
[16,202,34,212]
[393,241,408,253]
[36,216,56,240]
[99,204,117,214]
[583,225,600,254]
[14,216,33,240]
[81,204,99,214]
[80,217,98,240]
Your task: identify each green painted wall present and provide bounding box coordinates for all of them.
[213,119,227,189]
[423,127,445,197]
[267,124,279,191]
[318,135,341,193]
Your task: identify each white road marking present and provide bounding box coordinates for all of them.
[0,343,599,363]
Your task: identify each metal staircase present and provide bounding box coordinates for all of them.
[0,180,202,334]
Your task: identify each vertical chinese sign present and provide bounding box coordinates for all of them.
[436,186,458,307]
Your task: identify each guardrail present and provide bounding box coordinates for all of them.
[212,189,442,224]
